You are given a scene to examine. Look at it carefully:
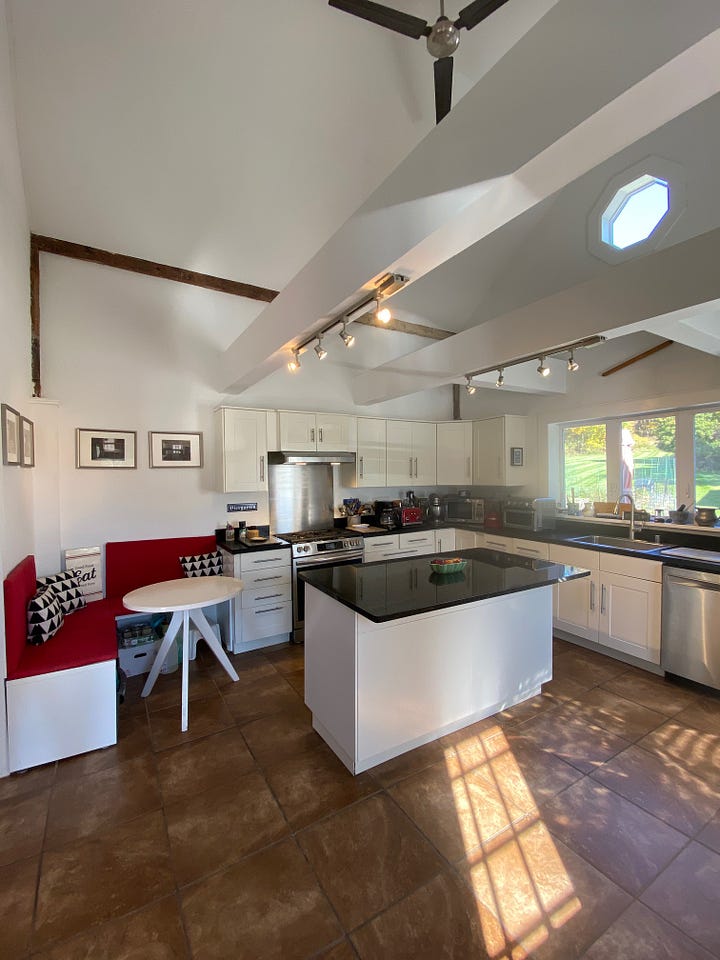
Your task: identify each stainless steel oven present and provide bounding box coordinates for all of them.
[502,497,556,531]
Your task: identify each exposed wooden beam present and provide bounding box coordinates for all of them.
[600,339,673,377]
[30,234,279,303]
[354,314,453,340]
[30,240,41,397]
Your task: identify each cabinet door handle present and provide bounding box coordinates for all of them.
[319,427,323,443]
[310,427,315,443]
[407,538,427,543]
[255,575,283,582]
[414,457,418,477]
[359,455,364,478]
[259,455,265,482]
[254,557,285,564]
[255,606,283,615]
[600,584,607,615]
[466,456,471,479]
[437,538,442,552]
[256,593,283,601]
[497,456,502,480]
[590,581,596,610]
[409,457,413,477]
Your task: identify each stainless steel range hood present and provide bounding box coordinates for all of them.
[268,450,356,465]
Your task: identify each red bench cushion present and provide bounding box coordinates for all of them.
[3,555,37,678]
[105,536,217,599]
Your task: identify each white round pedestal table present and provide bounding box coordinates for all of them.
[123,576,243,731]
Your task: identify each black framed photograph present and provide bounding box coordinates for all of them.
[510,446,524,467]
[1,404,21,466]
[76,429,137,468]
[149,431,203,468]
[20,416,35,468]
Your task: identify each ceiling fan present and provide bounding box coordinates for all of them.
[329,0,511,124]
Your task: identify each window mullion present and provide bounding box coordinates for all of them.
[606,419,623,502]
[675,410,695,506]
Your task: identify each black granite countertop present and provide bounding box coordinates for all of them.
[299,547,590,623]
[217,537,290,554]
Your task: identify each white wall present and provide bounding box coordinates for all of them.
[0,0,33,777]
[35,256,454,567]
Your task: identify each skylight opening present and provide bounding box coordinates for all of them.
[601,174,670,250]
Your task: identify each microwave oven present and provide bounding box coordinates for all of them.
[444,497,485,525]
[503,497,556,531]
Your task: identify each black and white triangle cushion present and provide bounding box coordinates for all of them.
[27,586,65,645]
[37,571,87,614]
[179,551,223,577]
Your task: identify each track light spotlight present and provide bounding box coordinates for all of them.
[314,336,327,360]
[287,349,301,372]
[375,300,392,324]
[496,368,504,387]
[537,357,550,377]
[465,376,476,395]
[339,322,355,348]
[567,352,579,372]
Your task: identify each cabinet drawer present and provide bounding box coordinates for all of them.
[399,532,435,554]
[548,545,600,570]
[513,539,549,560]
[241,583,292,608]
[240,601,292,643]
[484,535,512,552]
[241,567,291,590]
[599,552,663,582]
[239,549,291,573]
[364,536,400,557]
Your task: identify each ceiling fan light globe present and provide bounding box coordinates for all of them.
[426,18,460,58]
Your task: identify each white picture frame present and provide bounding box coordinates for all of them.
[149,431,203,468]
[76,429,137,469]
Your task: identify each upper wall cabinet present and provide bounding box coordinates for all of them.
[277,411,357,452]
[436,421,473,485]
[217,407,275,492]
[472,416,532,486]
[386,420,437,486]
[347,417,387,488]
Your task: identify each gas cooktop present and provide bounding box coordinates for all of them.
[276,528,352,544]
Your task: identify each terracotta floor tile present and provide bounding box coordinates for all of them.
[582,900,714,960]
[314,939,358,960]
[286,671,305,695]
[263,742,378,830]
[45,754,161,848]
[0,788,49,866]
[148,693,235,751]
[601,670,699,716]
[696,809,720,854]
[240,705,323,766]
[541,777,687,896]
[298,793,445,930]
[33,896,189,960]
[144,669,219,712]
[493,732,585,804]
[493,691,562,726]
[204,651,277,688]
[641,842,720,956]
[263,642,306,675]
[156,726,256,805]
[0,856,39,959]
[55,713,152,782]
[181,838,341,959]
[351,870,491,959]
[222,673,303,724]
[33,811,175,950]
[390,756,533,864]
[673,696,720,736]
[591,743,720,836]
[165,769,288,884]
[542,672,597,702]
[370,739,449,788]
[636,719,720,781]
[0,763,55,803]
[512,708,630,774]
[552,649,628,686]
[562,687,667,742]
[460,820,632,960]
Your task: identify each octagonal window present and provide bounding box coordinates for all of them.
[601,174,670,250]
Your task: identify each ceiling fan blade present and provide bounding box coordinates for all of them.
[454,0,510,31]
[434,56,453,125]
[328,0,429,40]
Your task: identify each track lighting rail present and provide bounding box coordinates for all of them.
[464,334,606,390]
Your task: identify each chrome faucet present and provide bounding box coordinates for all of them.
[615,495,640,539]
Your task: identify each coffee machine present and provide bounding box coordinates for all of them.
[374,500,400,530]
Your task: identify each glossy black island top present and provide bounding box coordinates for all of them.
[299,547,590,623]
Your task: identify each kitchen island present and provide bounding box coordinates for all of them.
[300,548,589,774]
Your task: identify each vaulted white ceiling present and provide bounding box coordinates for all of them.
[9,0,720,405]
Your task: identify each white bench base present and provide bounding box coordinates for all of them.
[7,660,117,772]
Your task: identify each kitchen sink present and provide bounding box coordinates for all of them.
[570,535,665,552]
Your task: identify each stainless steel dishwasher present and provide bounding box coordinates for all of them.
[662,565,720,690]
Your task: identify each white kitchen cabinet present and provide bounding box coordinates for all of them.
[216,407,274,492]
[221,546,292,651]
[484,532,513,552]
[434,529,456,553]
[399,530,435,556]
[513,538,549,560]
[386,420,437,485]
[548,545,662,663]
[436,421,473,485]
[472,416,531,486]
[277,411,356,452]
[454,528,476,550]
[350,418,387,487]
[363,535,400,561]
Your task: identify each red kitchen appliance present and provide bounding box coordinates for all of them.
[400,506,423,526]
[484,507,503,529]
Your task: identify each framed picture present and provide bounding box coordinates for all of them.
[20,417,35,468]
[510,446,524,467]
[149,431,203,468]
[76,429,137,469]
[1,404,21,466]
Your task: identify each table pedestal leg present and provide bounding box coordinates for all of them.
[190,606,239,682]
[141,610,183,698]
[181,608,190,732]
